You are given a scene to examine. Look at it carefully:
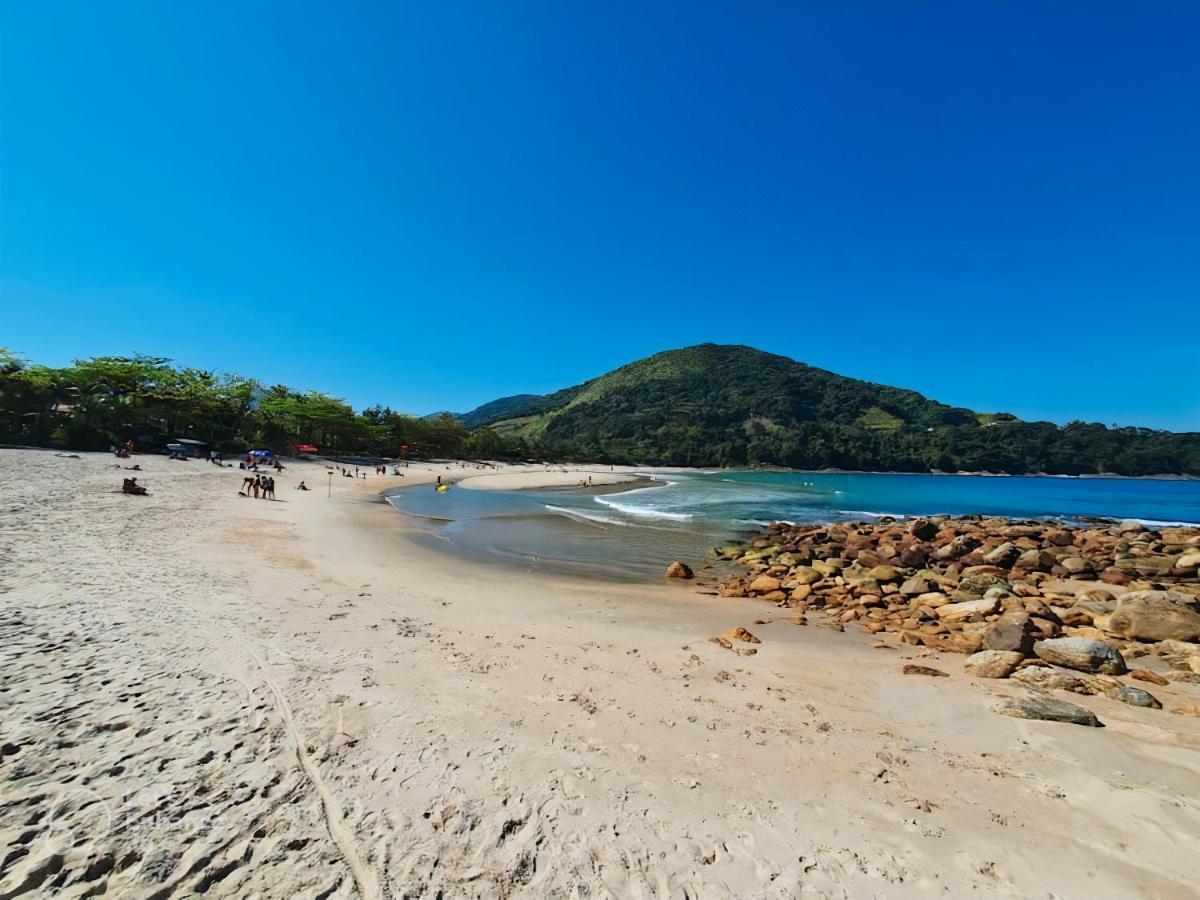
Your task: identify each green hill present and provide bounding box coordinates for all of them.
[464,344,1199,475]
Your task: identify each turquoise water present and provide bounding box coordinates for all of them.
[386,471,1200,579]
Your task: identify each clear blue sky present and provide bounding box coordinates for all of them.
[2,2,1197,429]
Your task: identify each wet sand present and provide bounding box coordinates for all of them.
[2,448,1198,897]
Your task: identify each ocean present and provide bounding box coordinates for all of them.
[385,470,1200,580]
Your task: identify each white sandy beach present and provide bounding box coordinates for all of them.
[2,448,1199,898]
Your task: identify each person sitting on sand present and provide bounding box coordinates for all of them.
[296,480,309,490]
[122,477,148,496]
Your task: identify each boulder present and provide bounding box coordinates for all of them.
[748,574,782,594]
[992,690,1102,727]
[1176,551,1200,570]
[955,572,1010,598]
[1011,665,1093,694]
[1103,590,1200,643]
[1061,557,1093,575]
[983,542,1021,568]
[914,591,950,608]
[933,535,980,561]
[1100,683,1161,709]
[908,519,939,541]
[936,597,1000,624]
[1016,549,1058,571]
[867,565,902,583]
[899,575,935,596]
[1158,639,1200,673]
[666,560,694,579]
[1033,637,1127,675]
[790,566,825,585]
[964,650,1024,678]
[983,612,1036,654]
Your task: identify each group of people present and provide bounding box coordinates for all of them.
[239,473,277,499]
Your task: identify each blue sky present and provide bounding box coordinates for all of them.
[2,2,1197,429]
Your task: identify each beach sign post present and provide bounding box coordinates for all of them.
[327,471,332,497]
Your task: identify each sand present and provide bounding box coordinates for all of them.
[454,468,642,491]
[2,448,1199,898]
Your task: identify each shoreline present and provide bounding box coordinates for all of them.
[3,447,1200,896]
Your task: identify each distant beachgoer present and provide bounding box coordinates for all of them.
[266,476,276,499]
[240,475,255,495]
[296,480,309,491]
[122,477,148,496]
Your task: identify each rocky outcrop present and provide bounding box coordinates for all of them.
[708,516,1200,726]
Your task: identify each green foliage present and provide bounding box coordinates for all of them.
[3,344,1195,474]
[465,344,1199,475]
[0,351,470,458]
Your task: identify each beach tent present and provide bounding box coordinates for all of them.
[249,449,274,458]
[294,443,318,454]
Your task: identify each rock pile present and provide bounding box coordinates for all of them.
[714,515,1200,723]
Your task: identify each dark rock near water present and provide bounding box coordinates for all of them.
[666,560,694,579]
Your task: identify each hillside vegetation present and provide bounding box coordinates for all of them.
[464,344,1199,476]
[2,345,1195,475]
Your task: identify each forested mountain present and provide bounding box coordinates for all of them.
[461,344,1200,475]
[2,345,1195,474]
[436,394,540,429]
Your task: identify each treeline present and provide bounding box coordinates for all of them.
[3,349,1197,475]
[0,352,498,458]
[505,416,1200,475]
